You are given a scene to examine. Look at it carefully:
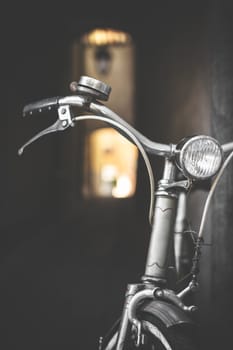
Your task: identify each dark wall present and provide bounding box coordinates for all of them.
[2,1,233,349]
[206,1,233,346]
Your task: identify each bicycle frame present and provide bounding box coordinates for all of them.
[18,75,233,350]
[112,159,195,350]
[142,158,177,284]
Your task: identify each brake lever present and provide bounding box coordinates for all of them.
[18,105,74,155]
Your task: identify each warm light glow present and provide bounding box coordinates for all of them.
[112,175,133,198]
[82,28,132,46]
[83,128,138,198]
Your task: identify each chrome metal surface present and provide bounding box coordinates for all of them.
[162,158,176,181]
[58,95,174,157]
[159,180,191,191]
[178,135,223,180]
[115,284,144,350]
[222,141,233,153]
[177,280,199,299]
[127,288,156,347]
[154,288,197,312]
[59,95,88,107]
[18,105,74,155]
[89,102,174,157]
[143,195,177,280]
[76,76,111,101]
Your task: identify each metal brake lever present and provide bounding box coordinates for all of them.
[18,105,74,155]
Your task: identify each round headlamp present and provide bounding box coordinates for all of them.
[176,135,223,180]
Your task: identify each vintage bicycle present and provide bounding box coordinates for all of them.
[18,76,233,350]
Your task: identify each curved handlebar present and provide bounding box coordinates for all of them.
[22,94,174,157]
[21,71,233,159]
[20,96,159,223]
[22,93,233,157]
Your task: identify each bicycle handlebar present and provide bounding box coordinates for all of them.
[20,71,233,157]
[22,94,174,157]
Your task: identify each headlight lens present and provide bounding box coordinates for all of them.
[177,135,223,180]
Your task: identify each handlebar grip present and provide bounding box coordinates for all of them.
[23,96,60,116]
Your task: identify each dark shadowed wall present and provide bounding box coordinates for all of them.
[2,1,233,349]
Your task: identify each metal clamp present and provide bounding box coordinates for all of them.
[158,179,192,191]
[154,288,197,312]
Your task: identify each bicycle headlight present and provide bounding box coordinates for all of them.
[176,135,223,180]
